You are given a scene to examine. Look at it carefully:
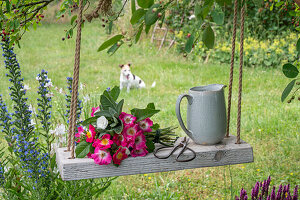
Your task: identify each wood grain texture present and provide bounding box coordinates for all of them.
[56,135,254,181]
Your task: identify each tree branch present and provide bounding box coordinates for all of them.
[20,1,52,25]
[3,0,55,14]
[112,0,128,21]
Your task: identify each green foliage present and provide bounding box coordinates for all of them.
[281,38,300,103]
[281,79,296,102]
[0,0,76,45]
[137,0,154,9]
[130,103,160,122]
[245,0,296,38]
[130,9,147,24]
[76,141,92,158]
[211,8,225,25]
[202,24,215,49]
[97,34,124,52]
[98,0,230,54]
[185,34,195,53]
[283,63,299,78]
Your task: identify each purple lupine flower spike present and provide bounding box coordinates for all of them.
[267,176,271,186]
[271,186,276,200]
[262,180,267,196]
[251,187,255,200]
[283,185,287,199]
[252,181,260,199]
[267,195,271,200]
[276,185,283,200]
[240,188,248,200]
[287,184,290,193]
[292,185,298,200]
[286,191,291,200]
[244,194,248,200]
[266,181,270,196]
[235,196,240,200]
[240,188,244,199]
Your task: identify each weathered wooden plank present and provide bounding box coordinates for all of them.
[56,135,253,181]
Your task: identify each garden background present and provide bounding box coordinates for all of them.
[0,0,299,199]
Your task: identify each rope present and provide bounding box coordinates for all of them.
[85,0,112,22]
[226,0,239,138]
[67,0,84,158]
[236,1,246,144]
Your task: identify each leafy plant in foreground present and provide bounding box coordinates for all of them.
[0,37,113,199]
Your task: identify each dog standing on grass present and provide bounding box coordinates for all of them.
[119,63,155,92]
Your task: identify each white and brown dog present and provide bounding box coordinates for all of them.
[119,63,147,92]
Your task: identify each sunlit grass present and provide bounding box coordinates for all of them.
[0,23,299,199]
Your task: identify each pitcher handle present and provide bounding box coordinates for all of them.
[175,94,194,140]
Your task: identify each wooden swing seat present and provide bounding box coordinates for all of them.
[56,135,253,181]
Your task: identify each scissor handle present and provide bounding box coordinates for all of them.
[176,146,196,162]
[153,145,180,159]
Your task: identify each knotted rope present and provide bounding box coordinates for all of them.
[226,0,246,144]
[85,0,112,22]
[67,0,84,158]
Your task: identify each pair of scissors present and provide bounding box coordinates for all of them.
[153,137,196,162]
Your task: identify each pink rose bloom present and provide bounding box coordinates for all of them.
[131,148,148,157]
[85,124,96,143]
[91,147,112,165]
[112,133,127,147]
[75,126,84,143]
[132,131,147,150]
[123,124,139,141]
[119,112,137,125]
[92,134,113,149]
[138,118,153,132]
[87,152,92,158]
[121,147,131,155]
[113,147,128,165]
[91,107,100,117]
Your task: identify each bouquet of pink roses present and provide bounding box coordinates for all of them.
[75,86,177,166]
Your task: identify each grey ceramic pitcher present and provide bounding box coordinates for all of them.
[175,84,227,145]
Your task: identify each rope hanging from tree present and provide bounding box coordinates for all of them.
[67,0,84,159]
[226,0,239,138]
[226,0,246,144]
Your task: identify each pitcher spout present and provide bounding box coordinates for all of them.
[220,84,227,89]
[208,84,226,91]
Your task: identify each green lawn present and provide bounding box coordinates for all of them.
[0,23,299,199]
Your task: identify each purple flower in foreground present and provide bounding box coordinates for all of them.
[239,177,298,200]
[239,188,248,200]
[276,185,283,200]
[0,161,5,187]
[252,181,260,199]
[293,185,298,200]
[262,180,267,196]
[271,186,276,200]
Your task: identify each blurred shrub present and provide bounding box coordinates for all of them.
[187,32,298,67]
